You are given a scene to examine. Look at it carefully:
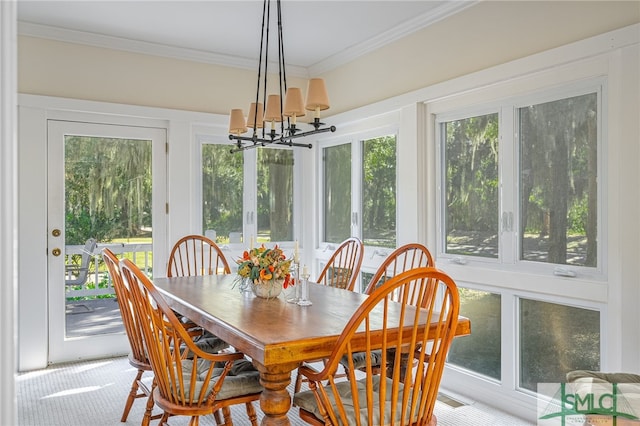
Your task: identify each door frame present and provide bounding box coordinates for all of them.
[18,94,229,370]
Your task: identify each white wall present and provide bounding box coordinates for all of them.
[17,2,639,116]
[1,1,18,424]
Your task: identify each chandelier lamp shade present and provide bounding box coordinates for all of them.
[228,0,336,152]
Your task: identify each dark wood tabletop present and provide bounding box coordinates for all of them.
[154,274,471,426]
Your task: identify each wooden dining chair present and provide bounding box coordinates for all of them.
[293,267,460,426]
[316,237,364,291]
[167,234,231,277]
[364,243,435,298]
[120,258,263,426]
[167,234,231,354]
[293,237,364,393]
[102,248,158,426]
[341,243,435,377]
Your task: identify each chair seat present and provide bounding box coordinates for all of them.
[340,349,383,371]
[294,375,420,425]
[192,331,229,354]
[179,358,262,402]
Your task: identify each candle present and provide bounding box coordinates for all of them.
[294,240,299,263]
[250,235,254,250]
[303,265,309,277]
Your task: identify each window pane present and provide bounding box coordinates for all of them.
[520,298,600,392]
[202,144,243,244]
[448,288,501,380]
[362,135,396,248]
[257,148,293,242]
[519,93,598,267]
[64,135,151,337]
[443,114,499,258]
[360,271,374,294]
[324,143,351,243]
[65,136,153,244]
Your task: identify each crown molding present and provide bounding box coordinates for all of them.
[308,1,478,76]
[18,21,310,78]
[18,1,477,79]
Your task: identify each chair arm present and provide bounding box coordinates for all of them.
[297,364,325,384]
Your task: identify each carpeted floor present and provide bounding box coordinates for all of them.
[16,356,533,425]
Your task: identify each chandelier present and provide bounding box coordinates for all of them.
[228,0,336,153]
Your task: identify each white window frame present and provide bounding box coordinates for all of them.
[435,79,606,280]
[196,129,300,264]
[429,52,614,423]
[315,124,400,290]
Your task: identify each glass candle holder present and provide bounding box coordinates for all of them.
[286,262,300,303]
[297,269,312,306]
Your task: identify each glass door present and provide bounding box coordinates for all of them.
[47,120,166,363]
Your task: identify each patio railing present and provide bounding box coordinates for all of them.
[65,242,153,299]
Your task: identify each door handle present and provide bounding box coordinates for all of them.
[52,228,61,237]
[51,248,61,256]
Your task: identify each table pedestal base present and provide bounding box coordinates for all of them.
[253,361,300,426]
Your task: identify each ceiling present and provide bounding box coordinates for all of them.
[17,0,476,76]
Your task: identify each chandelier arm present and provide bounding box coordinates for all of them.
[229,125,334,150]
[285,126,337,140]
[230,139,312,154]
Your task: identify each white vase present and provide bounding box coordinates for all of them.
[252,279,284,299]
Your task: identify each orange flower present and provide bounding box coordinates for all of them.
[283,274,293,288]
[260,269,273,281]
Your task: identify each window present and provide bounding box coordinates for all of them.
[201,141,295,246]
[448,288,501,380]
[323,143,351,243]
[443,114,499,258]
[202,144,243,244]
[519,298,600,391]
[322,134,397,247]
[439,88,600,271]
[257,148,294,242]
[362,135,397,248]
[435,81,603,402]
[519,93,598,267]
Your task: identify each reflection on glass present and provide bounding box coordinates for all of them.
[519,93,598,267]
[202,144,243,244]
[323,144,351,243]
[443,113,499,258]
[64,135,152,337]
[448,288,501,380]
[519,298,600,392]
[362,135,396,248]
[257,148,293,242]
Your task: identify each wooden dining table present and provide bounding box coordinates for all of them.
[154,274,471,426]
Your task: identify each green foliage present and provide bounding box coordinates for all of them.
[257,148,293,241]
[202,144,244,240]
[64,136,152,244]
[324,143,352,243]
[568,193,588,234]
[444,93,597,266]
[445,113,499,235]
[362,135,396,248]
[65,211,117,245]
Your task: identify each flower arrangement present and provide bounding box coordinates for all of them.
[236,244,294,288]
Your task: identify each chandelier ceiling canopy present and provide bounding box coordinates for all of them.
[228,0,336,153]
